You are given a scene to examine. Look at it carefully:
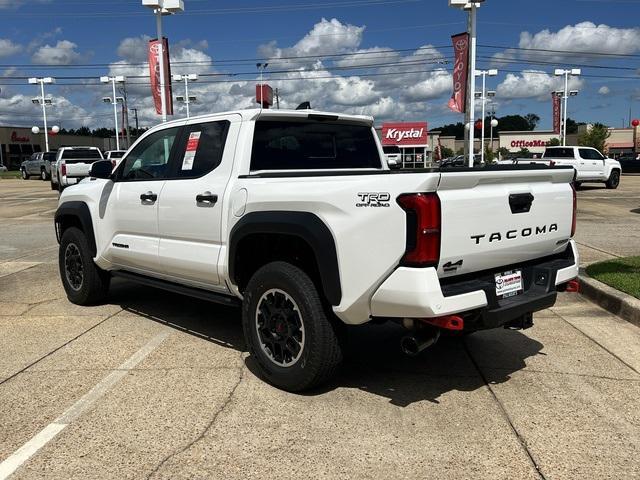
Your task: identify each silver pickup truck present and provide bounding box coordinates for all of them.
[21,151,57,181]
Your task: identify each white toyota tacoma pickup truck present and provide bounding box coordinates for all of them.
[55,109,579,391]
[505,146,622,189]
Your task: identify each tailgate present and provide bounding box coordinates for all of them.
[64,159,95,177]
[437,167,575,277]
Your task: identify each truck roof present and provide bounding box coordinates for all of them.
[154,108,374,130]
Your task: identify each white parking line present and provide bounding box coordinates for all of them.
[0,329,171,480]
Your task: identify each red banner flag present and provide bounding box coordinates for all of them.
[148,37,173,116]
[552,93,561,134]
[448,32,469,114]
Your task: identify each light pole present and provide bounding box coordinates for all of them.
[102,96,125,150]
[28,77,55,152]
[256,62,268,107]
[100,76,126,150]
[449,0,485,167]
[173,73,198,118]
[475,69,497,164]
[142,0,185,123]
[554,68,581,145]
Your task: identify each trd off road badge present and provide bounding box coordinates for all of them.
[356,192,391,207]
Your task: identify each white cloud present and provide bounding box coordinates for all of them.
[31,40,84,65]
[494,22,640,65]
[0,39,21,58]
[0,93,89,128]
[496,70,583,100]
[598,86,610,95]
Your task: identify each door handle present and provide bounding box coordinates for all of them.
[196,192,218,204]
[140,191,157,202]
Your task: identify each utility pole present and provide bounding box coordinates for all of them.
[119,83,131,148]
[131,108,139,132]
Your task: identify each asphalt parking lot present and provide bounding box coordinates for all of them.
[0,177,639,479]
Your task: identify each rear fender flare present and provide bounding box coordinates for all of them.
[228,211,342,305]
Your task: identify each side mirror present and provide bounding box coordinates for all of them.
[90,160,113,179]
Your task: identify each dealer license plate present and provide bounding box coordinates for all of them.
[495,270,523,298]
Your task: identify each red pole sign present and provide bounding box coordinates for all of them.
[552,93,561,135]
[148,37,174,116]
[448,32,469,114]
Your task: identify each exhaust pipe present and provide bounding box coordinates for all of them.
[400,328,440,357]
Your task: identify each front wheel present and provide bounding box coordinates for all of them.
[59,227,110,305]
[40,169,48,181]
[242,261,343,392]
[605,170,620,189]
[21,168,29,180]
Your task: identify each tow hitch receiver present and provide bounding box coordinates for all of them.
[421,315,464,331]
[565,279,580,293]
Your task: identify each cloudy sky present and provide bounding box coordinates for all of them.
[0,0,638,130]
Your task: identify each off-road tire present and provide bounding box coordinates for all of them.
[59,227,110,305]
[21,168,29,180]
[605,169,620,189]
[50,179,57,190]
[242,261,343,392]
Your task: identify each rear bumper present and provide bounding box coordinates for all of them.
[370,240,579,330]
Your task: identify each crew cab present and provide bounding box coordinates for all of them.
[21,151,57,181]
[52,146,104,192]
[508,146,621,189]
[54,109,579,391]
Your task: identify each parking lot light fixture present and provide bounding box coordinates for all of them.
[143,0,185,122]
[475,68,498,164]
[101,75,126,150]
[173,73,198,118]
[449,1,486,167]
[27,76,55,152]
[555,68,581,145]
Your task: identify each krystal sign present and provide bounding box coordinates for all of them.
[381,122,428,146]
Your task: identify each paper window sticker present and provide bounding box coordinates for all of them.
[182,131,201,170]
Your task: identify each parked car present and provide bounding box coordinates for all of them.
[52,146,104,192]
[439,154,482,168]
[55,109,579,392]
[0,164,7,172]
[382,146,402,169]
[510,146,621,189]
[617,155,640,174]
[21,152,56,180]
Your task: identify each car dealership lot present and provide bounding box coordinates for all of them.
[1,178,639,479]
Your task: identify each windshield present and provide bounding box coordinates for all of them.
[251,120,381,171]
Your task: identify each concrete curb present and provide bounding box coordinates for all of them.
[579,270,640,328]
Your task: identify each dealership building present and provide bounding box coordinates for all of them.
[0,126,121,170]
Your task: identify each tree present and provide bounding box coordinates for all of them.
[548,137,561,146]
[431,122,465,139]
[484,145,495,163]
[578,123,610,153]
[440,146,454,159]
[495,114,533,132]
[497,147,510,159]
[565,118,581,134]
[524,113,540,130]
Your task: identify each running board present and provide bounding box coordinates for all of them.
[111,270,240,308]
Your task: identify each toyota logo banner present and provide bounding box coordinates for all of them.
[448,32,469,114]
[148,37,174,116]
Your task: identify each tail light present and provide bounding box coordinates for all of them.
[397,193,441,267]
[571,183,577,236]
[111,160,116,168]
[60,162,66,177]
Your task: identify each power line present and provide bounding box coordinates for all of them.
[479,44,640,59]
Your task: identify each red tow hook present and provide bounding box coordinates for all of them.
[421,315,464,331]
[565,279,580,293]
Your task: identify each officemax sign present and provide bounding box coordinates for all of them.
[381,122,428,146]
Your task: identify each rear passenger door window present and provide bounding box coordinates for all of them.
[169,121,230,178]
